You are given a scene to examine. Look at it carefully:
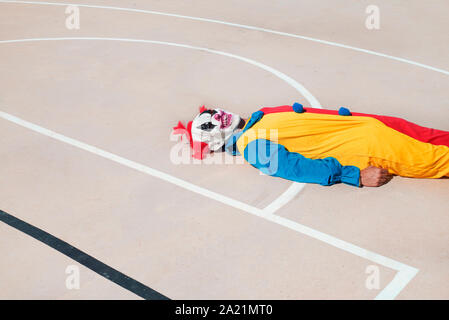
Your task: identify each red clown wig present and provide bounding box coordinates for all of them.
[172,105,210,159]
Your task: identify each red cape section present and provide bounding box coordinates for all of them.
[260,105,449,147]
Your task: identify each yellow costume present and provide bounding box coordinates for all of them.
[237,110,449,179]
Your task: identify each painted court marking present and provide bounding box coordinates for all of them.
[0,1,429,298]
[0,209,169,300]
[1,0,448,76]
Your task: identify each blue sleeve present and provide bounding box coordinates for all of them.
[244,139,361,187]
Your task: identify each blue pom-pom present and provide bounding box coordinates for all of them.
[338,107,352,116]
[292,102,305,113]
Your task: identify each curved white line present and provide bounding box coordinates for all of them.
[262,182,304,215]
[0,36,308,211]
[1,0,448,76]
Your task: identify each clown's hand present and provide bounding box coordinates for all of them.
[360,166,394,187]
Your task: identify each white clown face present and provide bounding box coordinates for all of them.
[191,108,242,151]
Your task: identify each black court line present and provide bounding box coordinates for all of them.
[0,209,169,300]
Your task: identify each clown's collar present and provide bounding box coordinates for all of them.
[225,110,265,156]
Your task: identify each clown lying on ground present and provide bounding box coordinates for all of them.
[173,103,449,187]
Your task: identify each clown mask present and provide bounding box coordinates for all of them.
[191,108,242,151]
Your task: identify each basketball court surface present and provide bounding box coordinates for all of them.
[0,0,448,299]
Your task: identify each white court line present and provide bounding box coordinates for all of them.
[0,36,312,214]
[0,110,418,300]
[374,267,419,300]
[1,0,448,76]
